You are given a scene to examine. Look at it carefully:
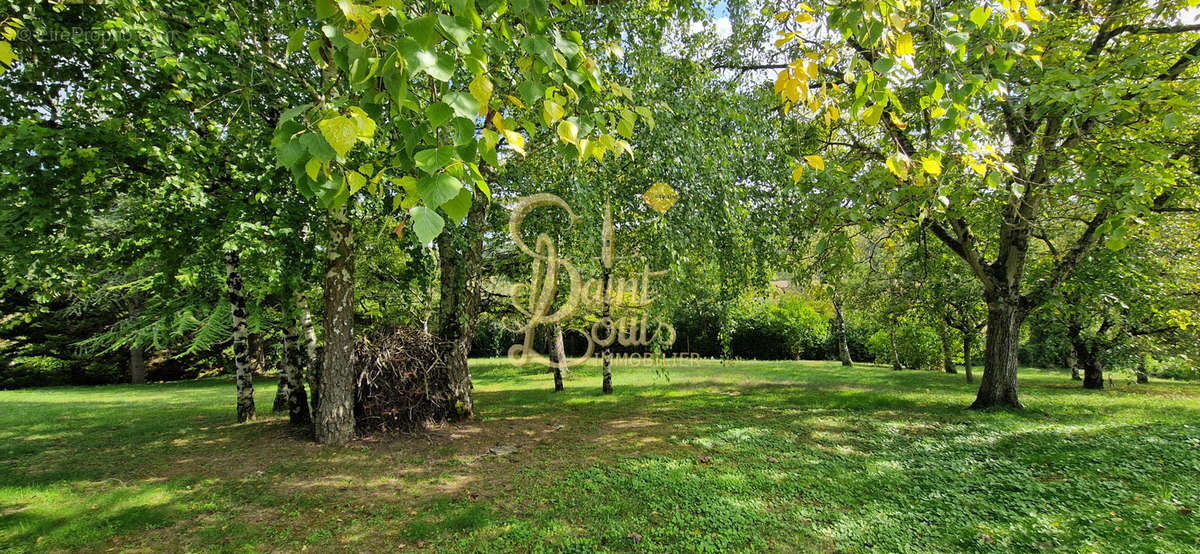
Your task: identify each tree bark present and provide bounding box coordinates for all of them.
[282,305,311,426]
[940,327,957,374]
[970,300,1025,409]
[832,291,853,367]
[601,203,614,394]
[316,209,355,445]
[296,291,320,416]
[888,319,901,371]
[249,333,266,375]
[1067,323,1104,390]
[224,250,256,422]
[553,323,566,392]
[1068,347,1081,381]
[962,332,974,384]
[1135,355,1149,384]
[435,199,487,420]
[129,346,146,385]
[272,363,291,412]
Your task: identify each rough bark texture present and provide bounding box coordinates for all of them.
[316,210,356,445]
[888,321,901,371]
[224,250,256,422]
[1068,348,1081,381]
[941,328,957,374]
[970,301,1025,409]
[273,367,291,412]
[1136,356,1149,384]
[282,309,312,426]
[249,333,266,375]
[435,199,487,420]
[832,292,852,367]
[963,332,974,384]
[129,346,146,385]
[553,324,566,392]
[296,291,320,416]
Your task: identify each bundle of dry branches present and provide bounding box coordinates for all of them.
[353,327,453,434]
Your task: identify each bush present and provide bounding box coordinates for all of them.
[867,324,941,370]
[726,293,830,360]
[1146,355,1199,381]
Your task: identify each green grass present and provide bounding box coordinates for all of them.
[2,360,1198,552]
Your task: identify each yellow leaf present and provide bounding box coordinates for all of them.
[557,120,579,146]
[805,61,819,79]
[931,106,947,118]
[921,155,943,176]
[774,11,791,22]
[502,129,525,156]
[792,164,804,183]
[794,13,814,24]
[543,99,565,126]
[805,155,825,170]
[895,33,915,57]
[888,111,907,130]
[505,95,527,109]
[469,75,493,116]
[886,154,910,180]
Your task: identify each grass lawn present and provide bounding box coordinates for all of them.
[1,359,1198,553]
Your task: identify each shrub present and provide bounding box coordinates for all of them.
[866,324,941,370]
[726,293,830,360]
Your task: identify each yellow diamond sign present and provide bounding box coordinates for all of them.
[642,182,678,214]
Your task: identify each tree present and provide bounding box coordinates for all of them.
[769,0,1200,407]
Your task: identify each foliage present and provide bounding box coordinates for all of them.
[866,322,942,370]
[726,291,829,360]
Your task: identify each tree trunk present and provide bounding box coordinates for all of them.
[129,346,146,385]
[962,332,974,384]
[1067,324,1104,390]
[940,327,957,374]
[296,291,320,416]
[553,323,566,392]
[316,209,356,445]
[435,199,487,420]
[272,364,291,412]
[601,205,614,394]
[249,333,266,375]
[1135,355,1149,384]
[832,291,852,367]
[224,250,256,422]
[282,305,311,426]
[888,320,901,371]
[1068,347,1081,381]
[970,301,1025,409]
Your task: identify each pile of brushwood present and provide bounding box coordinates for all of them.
[353,327,453,434]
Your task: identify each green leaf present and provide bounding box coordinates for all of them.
[444,92,481,119]
[945,32,970,46]
[318,116,357,159]
[426,102,454,128]
[287,29,306,54]
[410,206,445,245]
[872,57,895,74]
[414,146,456,175]
[347,106,376,140]
[299,133,337,162]
[437,14,472,46]
[417,174,464,208]
[441,188,473,224]
[1106,237,1128,251]
[313,0,337,20]
[406,15,440,47]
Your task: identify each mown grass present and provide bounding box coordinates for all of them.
[1,359,1198,552]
